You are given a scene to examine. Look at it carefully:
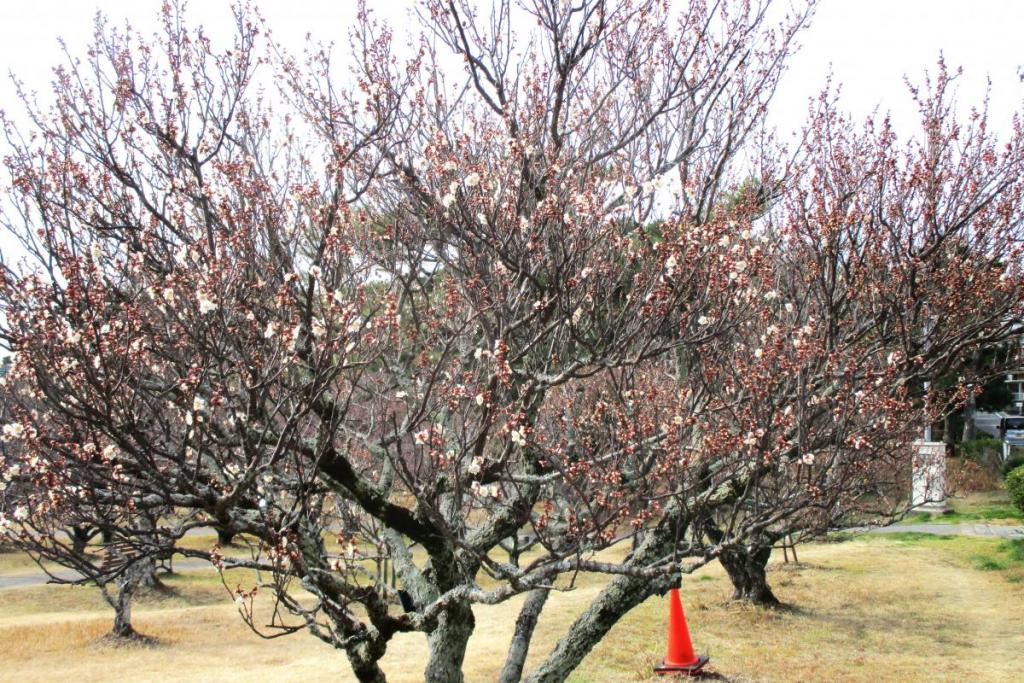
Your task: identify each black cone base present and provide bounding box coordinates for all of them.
[654,654,709,676]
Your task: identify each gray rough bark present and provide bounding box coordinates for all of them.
[962,394,976,442]
[522,570,674,683]
[137,555,162,589]
[424,600,476,683]
[106,560,148,639]
[348,655,387,683]
[499,588,551,683]
[718,545,779,606]
[522,508,685,683]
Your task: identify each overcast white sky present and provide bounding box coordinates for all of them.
[0,0,1022,264]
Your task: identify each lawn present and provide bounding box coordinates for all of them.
[899,490,1023,526]
[0,533,1022,682]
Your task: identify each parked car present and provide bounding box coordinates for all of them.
[999,416,1024,444]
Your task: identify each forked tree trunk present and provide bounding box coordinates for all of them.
[718,544,779,607]
[522,569,674,683]
[111,579,138,638]
[424,600,476,683]
[499,588,551,683]
[522,514,683,683]
[105,561,146,639]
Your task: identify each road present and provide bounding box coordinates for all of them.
[973,411,1002,439]
[870,523,1024,538]
[0,556,214,590]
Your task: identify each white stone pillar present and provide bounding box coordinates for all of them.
[911,440,947,513]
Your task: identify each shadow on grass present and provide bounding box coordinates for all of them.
[93,632,164,649]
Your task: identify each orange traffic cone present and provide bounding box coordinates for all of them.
[654,587,709,676]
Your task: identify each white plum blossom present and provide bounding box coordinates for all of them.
[441,193,456,209]
[2,423,25,442]
[311,319,327,338]
[162,288,176,303]
[785,302,794,313]
[466,456,483,475]
[13,505,29,521]
[193,396,207,412]
[102,444,119,460]
[472,482,500,498]
[801,452,816,466]
[396,391,408,399]
[510,428,527,448]
[572,307,584,325]
[443,160,458,172]
[665,254,678,273]
[697,315,710,326]
[264,321,278,339]
[414,429,430,446]
[464,172,481,187]
[475,393,485,406]
[197,291,218,314]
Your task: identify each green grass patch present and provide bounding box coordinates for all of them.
[971,556,1010,571]
[998,538,1024,564]
[864,532,956,544]
[899,505,1023,526]
[966,538,1024,579]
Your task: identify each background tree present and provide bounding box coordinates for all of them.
[1,2,1023,682]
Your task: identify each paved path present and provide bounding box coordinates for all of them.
[0,557,214,590]
[869,522,1024,538]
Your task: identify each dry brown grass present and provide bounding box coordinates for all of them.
[0,535,1021,682]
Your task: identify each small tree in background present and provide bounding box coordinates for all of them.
[2,2,1024,681]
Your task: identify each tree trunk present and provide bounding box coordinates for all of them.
[943,412,956,456]
[109,563,143,639]
[499,588,551,683]
[523,501,695,683]
[346,651,388,683]
[523,570,673,683]
[962,397,976,442]
[719,545,779,607]
[70,525,92,555]
[137,555,163,589]
[216,527,236,545]
[424,600,476,683]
